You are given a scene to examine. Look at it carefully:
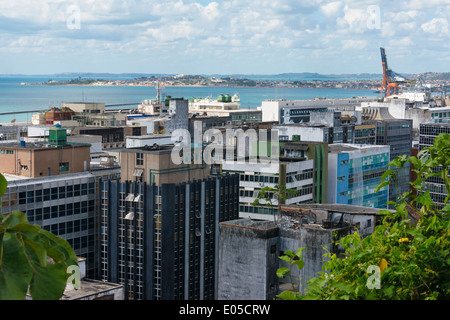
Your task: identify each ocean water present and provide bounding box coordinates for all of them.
[0,77,379,123]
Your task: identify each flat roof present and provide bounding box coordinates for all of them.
[420,122,450,127]
[120,144,174,154]
[0,141,90,150]
[127,134,172,140]
[3,171,96,184]
[60,279,123,300]
[283,203,395,215]
[328,143,389,153]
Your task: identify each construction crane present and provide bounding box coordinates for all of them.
[380,47,409,98]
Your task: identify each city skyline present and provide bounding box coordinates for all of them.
[0,0,449,76]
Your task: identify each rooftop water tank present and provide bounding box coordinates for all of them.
[49,124,67,146]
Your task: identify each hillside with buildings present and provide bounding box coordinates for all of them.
[1,79,449,301]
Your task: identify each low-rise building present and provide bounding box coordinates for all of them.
[0,125,91,178]
[217,203,393,300]
[261,97,376,123]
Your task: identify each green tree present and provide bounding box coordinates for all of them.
[252,185,299,223]
[0,173,79,300]
[277,133,450,300]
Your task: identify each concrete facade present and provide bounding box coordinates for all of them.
[221,159,314,219]
[120,145,210,185]
[261,97,376,123]
[217,203,388,300]
[0,141,91,178]
[100,174,240,300]
[218,220,279,300]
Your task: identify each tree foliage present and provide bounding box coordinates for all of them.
[277,133,450,300]
[252,185,299,223]
[0,173,78,300]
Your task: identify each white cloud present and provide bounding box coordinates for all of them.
[342,39,368,49]
[0,0,448,74]
[320,1,342,17]
[421,17,449,36]
[389,36,414,47]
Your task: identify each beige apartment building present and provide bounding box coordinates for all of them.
[0,141,90,178]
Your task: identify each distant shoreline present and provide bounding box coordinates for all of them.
[21,83,379,91]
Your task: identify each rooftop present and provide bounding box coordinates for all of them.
[121,144,175,154]
[283,203,394,216]
[0,141,90,150]
[328,143,388,154]
[60,279,123,300]
[3,171,95,183]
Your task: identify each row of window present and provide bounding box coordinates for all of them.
[25,200,95,222]
[3,183,95,206]
[40,218,95,237]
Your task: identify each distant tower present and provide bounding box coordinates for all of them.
[156,80,163,103]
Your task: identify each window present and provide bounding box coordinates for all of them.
[59,162,70,172]
[136,152,144,166]
[6,150,13,155]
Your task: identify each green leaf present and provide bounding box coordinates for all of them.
[276,267,290,279]
[293,259,305,271]
[2,211,29,228]
[37,229,78,267]
[0,232,33,300]
[375,180,390,193]
[277,290,298,300]
[388,157,404,168]
[0,173,7,197]
[377,209,391,216]
[279,255,291,263]
[380,169,394,182]
[23,235,48,268]
[29,262,67,300]
[295,247,308,259]
[408,156,421,169]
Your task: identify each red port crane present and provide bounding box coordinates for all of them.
[380,47,404,98]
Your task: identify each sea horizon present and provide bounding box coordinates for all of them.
[0,76,380,123]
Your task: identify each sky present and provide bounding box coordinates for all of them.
[0,0,449,75]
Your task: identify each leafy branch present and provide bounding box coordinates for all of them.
[277,133,450,300]
[0,173,78,300]
[251,185,299,224]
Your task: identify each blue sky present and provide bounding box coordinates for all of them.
[0,0,449,75]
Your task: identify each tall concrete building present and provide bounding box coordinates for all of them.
[419,123,450,210]
[363,119,413,205]
[0,123,121,279]
[99,174,240,300]
[220,140,328,220]
[328,144,390,209]
[2,167,121,279]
